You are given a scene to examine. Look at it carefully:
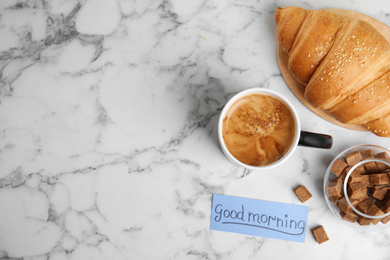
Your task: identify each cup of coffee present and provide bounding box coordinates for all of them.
[218,88,332,170]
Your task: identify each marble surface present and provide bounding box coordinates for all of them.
[1,0,390,259]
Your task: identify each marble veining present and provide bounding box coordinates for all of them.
[1,0,390,259]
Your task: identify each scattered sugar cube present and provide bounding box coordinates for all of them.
[294,185,312,203]
[312,226,329,244]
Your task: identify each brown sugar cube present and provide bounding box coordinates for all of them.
[312,226,329,244]
[366,205,385,225]
[369,173,390,185]
[294,185,312,203]
[381,195,390,213]
[328,177,338,186]
[343,165,365,178]
[374,199,385,209]
[380,198,390,224]
[340,210,358,223]
[356,198,374,213]
[348,182,366,191]
[327,186,341,198]
[375,152,390,171]
[360,175,370,186]
[328,176,344,193]
[348,170,369,185]
[361,149,374,158]
[376,152,390,160]
[349,189,367,200]
[348,174,370,186]
[383,189,390,201]
[381,215,390,224]
[329,172,345,187]
[363,158,381,174]
[350,194,369,206]
[328,196,339,205]
[347,182,367,200]
[327,173,345,201]
[344,151,362,166]
[326,184,342,198]
[347,170,361,184]
[338,197,353,213]
[331,158,347,177]
[357,217,372,226]
[377,162,390,172]
[332,173,346,191]
[354,164,366,175]
[371,187,389,200]
[348,176,367,190]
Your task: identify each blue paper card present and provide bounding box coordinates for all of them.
[210,194,309,243]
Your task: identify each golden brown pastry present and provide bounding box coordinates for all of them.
[275,6,390,137]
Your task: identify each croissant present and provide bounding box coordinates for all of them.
[275,6,390,137]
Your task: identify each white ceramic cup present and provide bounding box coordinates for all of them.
[218,88,332,170]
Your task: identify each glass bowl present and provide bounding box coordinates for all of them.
[323,144,390,231]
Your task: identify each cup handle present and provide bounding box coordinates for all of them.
[298,131,333,149]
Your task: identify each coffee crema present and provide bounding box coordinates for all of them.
[222,93,296,166]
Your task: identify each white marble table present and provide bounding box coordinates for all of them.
[1,0,390,259]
